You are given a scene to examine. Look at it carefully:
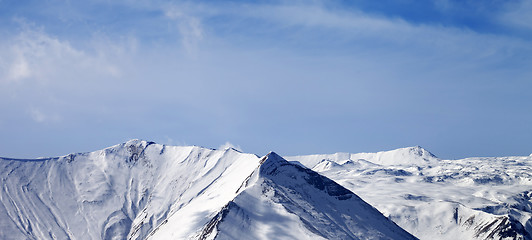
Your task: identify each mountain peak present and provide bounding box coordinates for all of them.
[258,151,292,176]
[123,139,155,147]
[346,146,439,166]
[404,145,437,158]
[259,151,283,163]
[205,152,416,240]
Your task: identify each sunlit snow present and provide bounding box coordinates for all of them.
[287,147,532,240]
[0,140,415,240]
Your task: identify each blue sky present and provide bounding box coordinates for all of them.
[1,0,531,159]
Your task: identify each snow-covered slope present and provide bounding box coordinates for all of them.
[0,140,415,240]
[0,140,261,240]
[288,146,438,168]
[286,149,532,240]
[191,152,416,240]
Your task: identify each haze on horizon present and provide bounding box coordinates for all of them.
[1,0,531,159]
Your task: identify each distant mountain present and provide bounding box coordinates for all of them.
[286,150,532,240]
[288,146,438,169]
[0,140,415,240]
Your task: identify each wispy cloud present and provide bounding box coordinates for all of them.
[218,141,242,152]
[164,4,204,54]
[499,0,532,31]
[230,2,532,54]
[0,21,135,126]
[1,0,531,158]
[5,53,30,82]
[0,22,122,85]
[28,107,61,123]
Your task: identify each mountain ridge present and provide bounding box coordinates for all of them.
[0,140,416,240]
[287,146,439,168]
[191,151,416,240]
[3,140,530,239]
[287,148,532,240]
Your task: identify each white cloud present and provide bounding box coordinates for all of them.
[7,54,30,81]
[0,22,136,124]
[0,24,123,85]
[29,108,61,123]
[0,0,530,158]
[224,1,532,64]
[2,26,82,83]
[164,5,204,54]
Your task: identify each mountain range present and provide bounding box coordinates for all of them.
[286,146,532,240]
[1,140,530,239]
[0,140,415,240]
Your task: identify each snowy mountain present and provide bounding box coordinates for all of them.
[288,146,438,169]
[286,148,532,240]
[0,140,415,240]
